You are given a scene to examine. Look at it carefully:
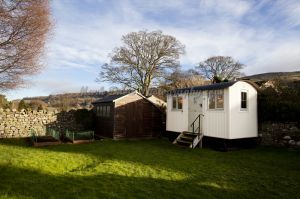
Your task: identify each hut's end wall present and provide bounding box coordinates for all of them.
[228,81,258,139]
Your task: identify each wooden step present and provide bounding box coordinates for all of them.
[180,136,194,141]
[182,131,198,137]
[177,139,192,145]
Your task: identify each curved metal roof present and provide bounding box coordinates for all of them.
[168,81,237,94]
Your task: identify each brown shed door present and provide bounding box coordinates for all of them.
[125,101,143,137]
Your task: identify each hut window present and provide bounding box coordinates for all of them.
[172,96,183,110]
[208,90,224,110]
[241,91,247,109]
[208,91,215,109]
[172,97,177,109]
[216,90,224,109]
[177,97,183,109]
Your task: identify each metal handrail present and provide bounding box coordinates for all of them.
[191,114,204,134]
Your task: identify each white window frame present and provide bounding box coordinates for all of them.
[208,89,224,110]
[240,90,248,111]
[172,96,183,111]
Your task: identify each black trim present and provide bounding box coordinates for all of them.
[168,81,236,94]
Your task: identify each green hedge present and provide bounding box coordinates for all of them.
[258,86,300,122]
[73,109,95,130]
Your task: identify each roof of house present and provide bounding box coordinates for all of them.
[147,95,166,107]
[168,81,236,94]
[92,93,128,104]
[92,91,166,113]
[167,80,259,94]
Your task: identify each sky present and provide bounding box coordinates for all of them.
[5,0,300,100]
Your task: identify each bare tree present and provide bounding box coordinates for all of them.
[160,69,206,92]
[196,56,244,81]
[97,30,185,96]
[0,0,51,90]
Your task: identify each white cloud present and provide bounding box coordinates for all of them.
[198,0,252,17]
[5,0,300,100]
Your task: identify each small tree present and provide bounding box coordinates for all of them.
[37,104,43,111]
[97,30,185,96]
[196,56,244,81]
[0,94,9,108]
[18,100,30,111]
[160,69,206,91]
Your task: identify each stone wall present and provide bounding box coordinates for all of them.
[0,108,85,138]
[259,122,300,148]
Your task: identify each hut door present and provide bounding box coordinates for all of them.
[188,93,203,132]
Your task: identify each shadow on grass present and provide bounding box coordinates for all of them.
[0,138,32,147]
[0,164,241,199]
[1,138,300,198]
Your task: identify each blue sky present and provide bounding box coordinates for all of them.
[5,0,300,100]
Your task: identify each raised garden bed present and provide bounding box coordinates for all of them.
[31,129,61,147]
[65,130,94,144]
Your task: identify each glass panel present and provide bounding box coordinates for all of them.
[99,106,103,116]
[96,106,100,116]
[241,92,247,109]
[177,97,183,110]
[208,91,215,109]
[216,90,224,109]
[103,106,107,117]
[106,106,110,117]
[172,97,177,109]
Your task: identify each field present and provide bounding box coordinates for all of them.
[0,138,299,199]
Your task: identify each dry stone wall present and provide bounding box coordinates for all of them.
[0,108,84,138]
[259,122,300,148]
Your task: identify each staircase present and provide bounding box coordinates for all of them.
[173,114,204,149]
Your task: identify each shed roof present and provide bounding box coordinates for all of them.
[92,93,128,104]
[168,81,236,94]
[147,95,167,107]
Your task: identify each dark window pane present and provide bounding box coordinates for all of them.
[107,106,110,117]
[99,106,103,116]
[241,92,247,109]
[241,101,247,108]
[172,97,177,109]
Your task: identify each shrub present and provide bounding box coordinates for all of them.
[73,109,95,130]
[18,100,30,111]
[258,82,300,122]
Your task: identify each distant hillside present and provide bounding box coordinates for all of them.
[20,71,300,110]
[23,90,132,110]
[242,71,300,82]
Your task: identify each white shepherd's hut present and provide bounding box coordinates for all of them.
[166,81,258,148]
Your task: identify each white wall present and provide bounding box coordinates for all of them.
[166,93,189,133]
[228,81,258,139]
[166,81,258,139]
[202,89,229,139]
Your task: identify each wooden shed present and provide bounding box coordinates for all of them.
[92,91,165,139]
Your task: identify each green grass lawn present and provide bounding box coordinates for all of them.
[0,138,299,199]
